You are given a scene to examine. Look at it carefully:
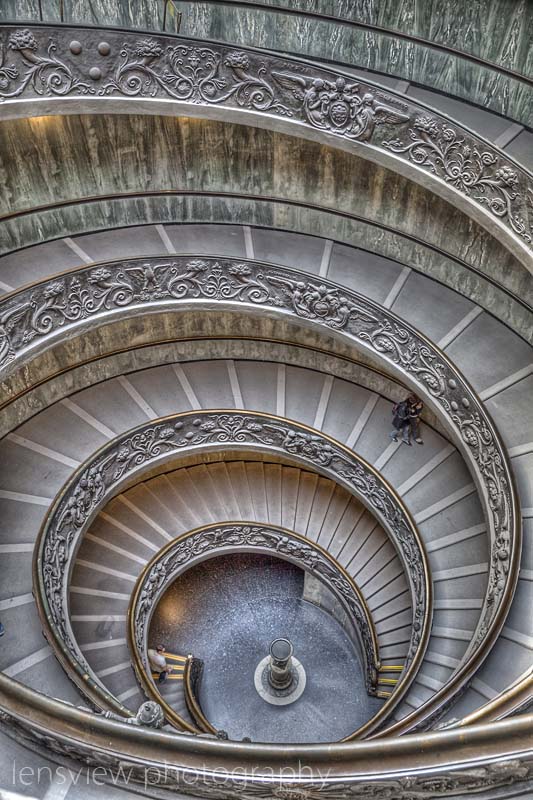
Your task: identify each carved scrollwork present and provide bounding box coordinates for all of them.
[0,259,273,367]
[383,116,532,244]
[0,28,93,99]
[36,411,428,719]
[10,255,513,678]
[0,25,531,249]
[100,40,291,116]
[131,523,381,694]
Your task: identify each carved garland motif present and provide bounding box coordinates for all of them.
[0,26,531,247]
[132,524,381,693]
[12,255,514,656]
[37,411,428,709]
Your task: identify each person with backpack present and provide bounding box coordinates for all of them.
[389,398,412,444]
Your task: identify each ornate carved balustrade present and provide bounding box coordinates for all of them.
[34,410,429,738]
[0,254,516,731]
[0,25,531,267]
[0,252,513,729]
[129,522,382,733]
[186,2,533,125]
[2,4,531,125]
[0,13,530,797]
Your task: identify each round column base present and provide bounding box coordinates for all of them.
[254,656,306,706]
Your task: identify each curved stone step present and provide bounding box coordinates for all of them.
[0,221,528,346]
[71,461,410,711]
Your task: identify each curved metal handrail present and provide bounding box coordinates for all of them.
[34,411,429,739]
[128,522,383,734]
[184,655,219,736]
[1,252,514,731]
[1,193,530,343]
[0,25,531,267]
[5,2,531,123]
[3,672,533,797]
[453,669,533,726]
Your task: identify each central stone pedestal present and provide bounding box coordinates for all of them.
[254,638,306,706]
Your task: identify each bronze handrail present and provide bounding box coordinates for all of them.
[184,655,219,735]
[3,671,533,796]
[454,668,533,726]
[13,254,516,734]
[37,414,426,739]
[1,192,530,332]
[0,26,530,268]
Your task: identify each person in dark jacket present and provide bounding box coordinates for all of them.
[389,399,411,444]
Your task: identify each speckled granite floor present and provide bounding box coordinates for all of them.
[151,553,383,743]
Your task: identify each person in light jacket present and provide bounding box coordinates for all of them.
[147,644,172,683]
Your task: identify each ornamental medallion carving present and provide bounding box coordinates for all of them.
[271,71,409,140]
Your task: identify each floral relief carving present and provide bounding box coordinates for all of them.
[0,28,93,98]
[3,254,511,668]
[383,116,532,244]
[38,411,428,713]
[100,40,291,115]
[0,26,531,247]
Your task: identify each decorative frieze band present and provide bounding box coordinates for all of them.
[0,25,531,262]
[6,255,516,680]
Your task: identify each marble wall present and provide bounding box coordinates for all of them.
[0,114,529,310]
[0,0,179,32]
[176,0,533,125]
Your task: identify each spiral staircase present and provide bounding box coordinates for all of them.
[0,1,532,798]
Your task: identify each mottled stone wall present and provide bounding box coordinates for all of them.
[176,0,533,125]
[302,571,363,666]
[0,0,179,32]
[0,114,530,315]
[2,0,530,73]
